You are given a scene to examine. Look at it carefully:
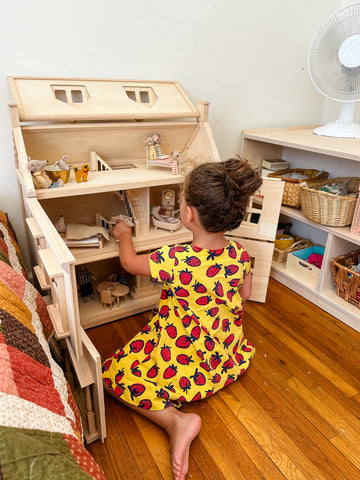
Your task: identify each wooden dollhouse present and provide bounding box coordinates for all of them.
[8,76,284,443]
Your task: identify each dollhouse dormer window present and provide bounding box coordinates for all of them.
[124,86,158,108]
[52,85,90,105]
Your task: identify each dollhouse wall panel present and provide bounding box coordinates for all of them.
[24,198,82,355]
[229,177,284,242]
[39,192,133,226]
[182,123,222,167]
[22,123,199,169]
[231,237,274,303]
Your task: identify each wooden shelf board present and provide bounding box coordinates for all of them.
[47,304,69,339]
[279,205,360,246]
[35,167,184,200]
[71,226,192,264]
[38,248,64,278]
[243,126,360,162]
[26,216,43,239]
[34,265,50,290]
[79,292,160,330]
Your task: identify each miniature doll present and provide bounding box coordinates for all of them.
[76,266,97,302]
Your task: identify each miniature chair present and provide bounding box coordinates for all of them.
[100,289,115,309]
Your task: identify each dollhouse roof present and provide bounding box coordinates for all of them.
[8,76,200,122]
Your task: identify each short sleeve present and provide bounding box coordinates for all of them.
[235,242,251,277]
[149,245,175,283]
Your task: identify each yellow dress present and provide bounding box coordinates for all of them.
[102,241,255,410]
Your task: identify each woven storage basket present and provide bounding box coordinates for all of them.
[330,249,360,308]
[268,169,328,208]
[273,236,313,263]
[300,177,360,227]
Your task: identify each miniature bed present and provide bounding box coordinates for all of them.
[0,209,106,478]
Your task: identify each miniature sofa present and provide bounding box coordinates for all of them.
[0,210,106,479]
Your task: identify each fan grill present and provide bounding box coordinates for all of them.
[309,3,360,101]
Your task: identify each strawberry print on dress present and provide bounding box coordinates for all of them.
[102,241,255,410]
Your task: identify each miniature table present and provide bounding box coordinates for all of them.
[97,281,114,292]
[97,281,129,304]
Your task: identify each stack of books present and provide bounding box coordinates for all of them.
[261,159,289,177]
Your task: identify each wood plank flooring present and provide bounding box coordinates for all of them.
[86,278,360,480]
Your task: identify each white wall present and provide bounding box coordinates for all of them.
[0,0,342,266]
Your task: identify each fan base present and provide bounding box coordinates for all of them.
[313,122,360,138]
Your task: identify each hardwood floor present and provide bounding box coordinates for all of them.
[86,278,360,480]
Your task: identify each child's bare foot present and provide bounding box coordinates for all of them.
[169,412,201,480]
[102,381,201,479]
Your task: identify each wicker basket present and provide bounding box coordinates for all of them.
[268,169,329,208]
[273,236,313,263]
[300,177,360,227]
[330,249,360,308]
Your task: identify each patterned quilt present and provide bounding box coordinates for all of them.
[0,211,106,479]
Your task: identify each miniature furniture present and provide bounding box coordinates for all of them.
[97,281,129,305]
[109,283,130,304]
[241,126,360,332]
[100,289,115,309]
[97,281,115,292]
[7,77,284,441]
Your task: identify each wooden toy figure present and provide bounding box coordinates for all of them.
[143,136,157,162]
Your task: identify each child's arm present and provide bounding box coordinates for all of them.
[238,272,252,302]
[112,221,151,276]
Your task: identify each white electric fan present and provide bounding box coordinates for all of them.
[308,2,360,137]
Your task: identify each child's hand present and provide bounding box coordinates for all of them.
[112,220,132,240]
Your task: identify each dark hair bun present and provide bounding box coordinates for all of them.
[185,157,262,233]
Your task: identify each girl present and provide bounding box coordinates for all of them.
[102,157,262,480]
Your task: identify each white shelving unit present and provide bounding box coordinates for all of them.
[241,126,360,332]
